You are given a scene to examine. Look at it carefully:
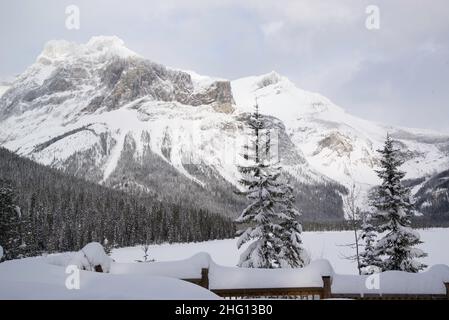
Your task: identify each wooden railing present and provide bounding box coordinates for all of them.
[211,287,324,300]
[183,268,210,290]
[183,269,449,300]
[183,270,331,300]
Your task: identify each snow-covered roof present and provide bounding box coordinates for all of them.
[0,254,218,300]
[332,264,449,295]
[2,248,449,298]
[111,252,211,279]
[209,259,333,290]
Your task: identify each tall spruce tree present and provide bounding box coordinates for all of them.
[235,103,307,268]
[371,134,427,272]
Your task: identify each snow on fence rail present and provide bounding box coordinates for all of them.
[332,265,449,300]
[108,253,449,300]
[208,260,333,299]
[111,253,210,279]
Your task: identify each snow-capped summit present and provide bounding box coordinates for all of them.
[38,36,139,62]
[232,71,345,124]
[232,71,449,211]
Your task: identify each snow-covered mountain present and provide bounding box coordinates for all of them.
[232,72,449,210]
[1,36,448,220]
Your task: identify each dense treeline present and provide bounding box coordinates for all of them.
[302,217,449,232]
[0,147,235,260]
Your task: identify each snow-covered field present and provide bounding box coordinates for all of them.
[112,228,449,275]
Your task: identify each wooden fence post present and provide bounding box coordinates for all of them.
[200,268,209,289]
[322,276,332,299]
[445,282,449,300]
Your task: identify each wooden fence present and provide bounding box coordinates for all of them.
[183,269,449,300]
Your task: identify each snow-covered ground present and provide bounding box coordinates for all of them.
[0,229,448,299]
[0,243,218,300]
[112,228,449,275]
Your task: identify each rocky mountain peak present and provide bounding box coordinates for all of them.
[0,37,235,120]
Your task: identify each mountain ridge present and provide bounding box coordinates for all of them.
[1,36,448,221]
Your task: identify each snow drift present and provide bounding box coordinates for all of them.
[0,253,218,300]
[68,242,112,273]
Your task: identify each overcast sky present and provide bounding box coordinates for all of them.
[0,0,448,132]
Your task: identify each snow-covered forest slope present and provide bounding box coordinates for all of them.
[0,147,234,255]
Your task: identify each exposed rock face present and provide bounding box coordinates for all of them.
[96,58,235,112]
[314,132,354,157]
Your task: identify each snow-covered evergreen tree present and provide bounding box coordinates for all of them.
[276,184,309,268]
[235,103,307,268]
[371,134,427,272]
[359,211,382,274]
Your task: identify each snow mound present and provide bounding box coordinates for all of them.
[69,242,112,272]
[111,252,212,279]
[209,259,334,290]
[0,257,218,300]
[112,253,334,289]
